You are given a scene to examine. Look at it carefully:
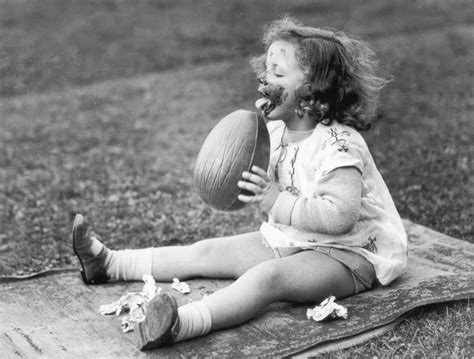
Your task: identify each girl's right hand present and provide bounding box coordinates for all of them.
[237,166,280,213]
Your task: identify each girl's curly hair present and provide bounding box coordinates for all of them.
[251,16,389,130]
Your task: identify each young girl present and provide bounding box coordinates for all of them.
[72,17,407,351]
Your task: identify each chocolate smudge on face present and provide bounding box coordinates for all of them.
[258,82,287,117]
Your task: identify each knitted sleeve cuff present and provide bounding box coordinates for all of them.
[259,184,281,214]
[268,191,299,226]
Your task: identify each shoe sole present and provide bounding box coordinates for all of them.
[136,294,179,351]
[72,214,107,285]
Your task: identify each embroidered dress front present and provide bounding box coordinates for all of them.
[260,120,407,285]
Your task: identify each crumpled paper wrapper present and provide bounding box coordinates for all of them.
[99,274,162,332]
[307,296,348,322]
[171,277,191,294]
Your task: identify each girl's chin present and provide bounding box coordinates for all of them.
[267,108,295,122]
[264,112,280,121]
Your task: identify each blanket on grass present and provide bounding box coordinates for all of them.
[1,219,472,357]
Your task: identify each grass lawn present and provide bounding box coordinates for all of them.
[0,0,472,357]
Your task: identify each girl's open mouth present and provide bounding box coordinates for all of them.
[255,83,285,117]
[255,97,271,114]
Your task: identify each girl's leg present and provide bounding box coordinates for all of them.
[72,214,272,283]
[150,231,273,281]
[137,250,356,349]
[205,250,355,330]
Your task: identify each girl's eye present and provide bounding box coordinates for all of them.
[265,69,282,76]
[265,68,284,79]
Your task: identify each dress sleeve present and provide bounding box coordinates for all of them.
[316,126,365,176]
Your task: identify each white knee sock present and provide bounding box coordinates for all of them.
[105,247,153,281]
[175,300,212,342]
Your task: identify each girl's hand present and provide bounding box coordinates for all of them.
[237,165,280,213]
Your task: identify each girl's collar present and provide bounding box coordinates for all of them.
[283,126,314,144]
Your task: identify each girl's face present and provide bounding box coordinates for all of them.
[255,40,306,122]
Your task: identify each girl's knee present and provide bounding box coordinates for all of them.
[248,260,287,297]
[188,239,215,261]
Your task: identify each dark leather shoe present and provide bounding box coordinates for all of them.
[136,293,180,351]
[72,214,108,285]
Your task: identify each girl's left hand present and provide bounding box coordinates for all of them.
[238,165,280,213]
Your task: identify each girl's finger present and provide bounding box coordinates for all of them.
[251,166,270,181]
[241,171,266,186]
[238,194,259,203]
[238,181,262,194]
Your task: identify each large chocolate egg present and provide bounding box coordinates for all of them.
[193,110,270,211]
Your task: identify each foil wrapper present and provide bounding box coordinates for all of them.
[171,277,191,294]
[99,274,162,332]
[307,296,348,322]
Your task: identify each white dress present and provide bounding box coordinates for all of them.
[260,120,407,286]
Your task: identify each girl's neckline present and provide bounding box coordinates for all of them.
[284,127,314,144]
